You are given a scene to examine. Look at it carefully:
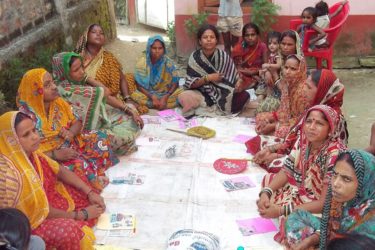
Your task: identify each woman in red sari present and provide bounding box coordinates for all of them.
[231,22,267,90]
[0,111,105,249]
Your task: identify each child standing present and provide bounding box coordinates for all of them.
[297,7,326,51]
[261,31,282,85]
[217,0,243,56]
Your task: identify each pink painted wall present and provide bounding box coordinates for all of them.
[274,0,375,15]
[174,0,375,57]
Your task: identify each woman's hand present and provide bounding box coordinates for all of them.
[88,191,106,209]
[54,148,79,161]
[59,128,74,142]
[256,120,276,135]
[159,95,169,110]
[131,112,144,129]
[208,73,223,83]
[83,204,105,220]
[256,192,271,211]
[151,95,161,109]
[259,204,280,218]
[253,148,271,164]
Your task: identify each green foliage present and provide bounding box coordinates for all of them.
[0,46,57,110]
[0,91,10,115]
[184,12,209,38]
[166,21,176,45]
[251,0,281,33]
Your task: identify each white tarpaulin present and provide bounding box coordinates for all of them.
[95,116,283,250]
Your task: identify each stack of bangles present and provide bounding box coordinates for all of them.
[259,187,273,199]
[279,203,294,217]
[203,75,209,84]
[73,208,89,221]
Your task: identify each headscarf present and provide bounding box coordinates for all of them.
[284,69,346,152]
[274,54,309,137]
[320,149,375,249]
[283,105,345,198]
[51,52,106,130]
[312,69,344,114]
[0,112,73,229]
[52,52,84,85]
[134,35,179,90]
[16,68,82,153]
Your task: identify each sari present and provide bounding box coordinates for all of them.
[256,54,309,138]
[256,30,303,114]
[184,48,249,114]
[262,105,345,208]
[52,52,140,156]
[52,52,104,131]
[75,25,148,114]
[248,69,347,173]
[231,38,267,88]
[262,105,346,243]
[286,150,375,249]
[0,111,95,250]
[16,68,118,187]
[128,35,183,109]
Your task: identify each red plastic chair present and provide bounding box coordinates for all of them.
[290,2,350,69]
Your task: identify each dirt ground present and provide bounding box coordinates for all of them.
[106,24,375,149]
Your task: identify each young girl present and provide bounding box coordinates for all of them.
[297,7,327,51]
[260,31,282,87]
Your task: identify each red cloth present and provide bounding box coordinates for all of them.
[31,155,95,249]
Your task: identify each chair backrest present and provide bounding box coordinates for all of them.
[325,2,350,46]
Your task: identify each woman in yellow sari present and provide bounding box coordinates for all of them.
[0,111,105,249]
[75,23,148,114]
[17,68,119,190]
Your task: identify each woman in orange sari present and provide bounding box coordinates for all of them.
[0,111,105,249]
[255,54,309,138]
[75,23,148,114]
[231,22,267,90]
[17,68,118,191]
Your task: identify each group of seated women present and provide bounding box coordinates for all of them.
[0,20,374,250]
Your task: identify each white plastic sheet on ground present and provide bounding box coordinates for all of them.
[95,116,283,250]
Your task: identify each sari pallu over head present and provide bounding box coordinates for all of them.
[273,54,309,138]
[52,52,105,131]
[135,35,179,92]
[184,48,242,114]
[284,69,346,154]
[16,68,83,153]
[283,105,345,203]
[0,111,74,229]
[320,149,375,249]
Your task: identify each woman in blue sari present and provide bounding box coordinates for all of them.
[129,35,183,110]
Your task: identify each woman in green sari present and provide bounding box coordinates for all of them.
[285,149,375,249]
[52,52,142,155]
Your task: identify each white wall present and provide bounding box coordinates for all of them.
[273,0,375,15]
